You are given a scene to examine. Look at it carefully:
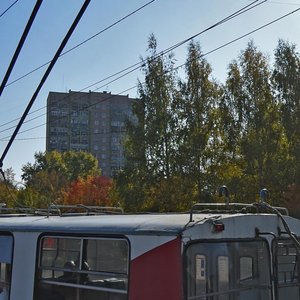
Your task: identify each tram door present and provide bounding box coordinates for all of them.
[186,240,272,300]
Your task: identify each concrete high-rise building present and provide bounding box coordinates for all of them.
[46,90,136,177]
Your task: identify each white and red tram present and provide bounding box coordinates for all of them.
[0,199,299,300]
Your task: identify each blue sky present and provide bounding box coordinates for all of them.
[0,0,300,182]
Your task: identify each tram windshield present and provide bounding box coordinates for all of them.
[186,240,271,300]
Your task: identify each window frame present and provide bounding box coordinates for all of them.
[272,236,300,300]
[183,237,273,300]
[34,233,130,299]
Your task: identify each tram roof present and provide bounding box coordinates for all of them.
[0,211,289,236]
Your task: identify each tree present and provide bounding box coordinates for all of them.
[62,175,113,206]
[0,167,15,185]
[21,151,101,206]
[117,37,300,211]
[273,39,300,185]
[142,176,197,212]
[224,41,289,203]
[22,151,100,185]
[138,34,178,179]
[116,34,179,211]
[177,41,222,201]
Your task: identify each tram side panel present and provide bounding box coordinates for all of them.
[129,236,183,300]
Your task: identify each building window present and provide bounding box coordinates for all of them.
[34,236,129,300]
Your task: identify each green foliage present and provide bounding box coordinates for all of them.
[273,39,300,185]
[176,41,223,201]
[20,150,101,207]
[116,34,180,211]
[3,37,300,213]
[223,41,290,203]
[116,36,300,212]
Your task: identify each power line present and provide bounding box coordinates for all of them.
[267,1,300,5]
[0,0,266,134]
[0,0,43,97]
[2,3,300,142]
[0,0,19,18]
[0,0,156,129]
[4,0,156,89]
[0,0,91,169]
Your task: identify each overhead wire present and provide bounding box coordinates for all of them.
[0,0,91,169]
[3,0,299,142]
[0,0,43,97]
[174,6,300,72]
[0,0,266,135]
[4,0,156,89]
[266,1,300,5]
[0,0,156,130]
[6,2,300,142]
[0,0,19,18]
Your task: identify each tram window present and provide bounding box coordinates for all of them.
[240,257,253,281]
[186,240,272,300]
[218,256,229,288]
[273,238,300,300]
[35,236,129,300]
[195,254,206,296]
[41,237,81,269]
[0,235,13,300]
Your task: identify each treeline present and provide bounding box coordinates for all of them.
[1,36,300,216]
[0,151,115,209]
[115,35,300,215]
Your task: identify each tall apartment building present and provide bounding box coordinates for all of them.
[46,90,135,177]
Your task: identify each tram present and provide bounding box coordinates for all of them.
[0,191,300,300]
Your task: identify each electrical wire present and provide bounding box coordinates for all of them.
[4,0,156,89]
[3,1,299,142]
[267,1,300,5]
[0,0,91,169]
[1,5,295,142]
[2,1,295,142]
[2,0,299,143]
[0,0,19,18]
[0,0,266,134]
[0,0,43,97]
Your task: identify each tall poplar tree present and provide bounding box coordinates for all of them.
[117,34,179,211]
[138,34,178,180]
[225,41,288,202]
[273,39,300,185]
[177,41,221,201]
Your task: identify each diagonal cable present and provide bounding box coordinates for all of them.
[0,0,43,97]
[0,0,19,18]
[4,0,156,89]
[0,0,266,134]
[0,0,91,168]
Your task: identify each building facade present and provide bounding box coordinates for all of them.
[46,90,135,177]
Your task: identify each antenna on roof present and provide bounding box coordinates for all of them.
[260,188,269,203]
[219,185,230,207]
